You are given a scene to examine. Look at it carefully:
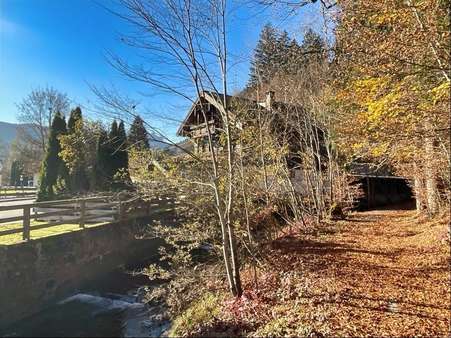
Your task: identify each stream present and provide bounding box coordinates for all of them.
[2,260,170,337]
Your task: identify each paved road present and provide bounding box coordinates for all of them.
[0,199,36,221]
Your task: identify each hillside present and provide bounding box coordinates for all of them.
[0,121,24,146]
[0,120,167,150]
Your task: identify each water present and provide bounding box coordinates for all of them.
[2,263,170,337]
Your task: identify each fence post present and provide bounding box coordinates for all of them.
[23,206,31,241]
[79,200,86,229]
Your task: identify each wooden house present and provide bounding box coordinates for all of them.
[176,90,317,158]
[176,91,414,209]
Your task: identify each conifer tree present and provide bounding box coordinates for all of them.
[247,26,326,90]
[117,121,129,171]
[93,127,111,190]
[128,115,150,149]
[37,112,69,201]
[300,28,326,64]
[65,107,89,193]
[108,120,120,178]
[287,38,303,74]
[248,23,279,87]
[9,160,24,186]
[107,120,130,189]
[276,30,291,72]
[67,106,82,133]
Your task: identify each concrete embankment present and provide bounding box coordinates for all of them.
[0,203,176,328]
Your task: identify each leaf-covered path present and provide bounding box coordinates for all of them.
[188,209,450,337]
[261,208,450,336]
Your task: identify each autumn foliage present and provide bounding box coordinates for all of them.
[334,0,450,214]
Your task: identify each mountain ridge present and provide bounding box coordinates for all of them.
[0,120,167,149]
[0,121,29,146]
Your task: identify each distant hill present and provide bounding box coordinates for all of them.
[0,120,168,151]
[0,121,24,146]
[149,133,169,149]
[166,139,193,155]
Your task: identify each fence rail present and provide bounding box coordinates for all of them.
[0,187,37,199]
[0,195,145,241]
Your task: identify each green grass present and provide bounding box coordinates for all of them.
[0,220,107,245]
[0,189,36,195]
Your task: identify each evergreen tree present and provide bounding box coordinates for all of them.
[128,115,150,149]
[93,127,111,190]
[117,121,129,171]
[276,30,291,73]
[10,160,18,186]
[67,106,82,133]
[287,38,303,74]
[108,120,130,189]
[65,107,89,193]
[37,112,69,201]
[9,160,24,186]
[108,120,120,178]
[248,23,279,87]
[247,26,327,89]
[299,29,326,64]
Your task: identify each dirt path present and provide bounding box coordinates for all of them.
[267,209,450,336]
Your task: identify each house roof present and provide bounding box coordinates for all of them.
[348,162,406,179]
[176,90,304,136]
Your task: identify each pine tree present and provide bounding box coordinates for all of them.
[10,160,17,186]
[287,38,303,74]
[66,107,89,193]
[248,23,280,87]
[300,29,326,64]
[93,127,111,190]
[128,115,150,149]
[107,120,130,190]
[246,26,327,90]
[67,106,82,133]
[276,30,291,73]
[9,160,24,186]
[37,112,69,201]
[108,120,120,178]
[117,121,129,171]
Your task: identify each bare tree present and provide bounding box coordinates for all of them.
[95,0,243,296]
[16,87,70,155]
[258,0,336,9]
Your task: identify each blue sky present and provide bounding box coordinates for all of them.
[0,0,325,136]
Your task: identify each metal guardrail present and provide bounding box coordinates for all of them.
[0,195,143,241]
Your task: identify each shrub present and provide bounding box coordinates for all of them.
[168,292,222,337]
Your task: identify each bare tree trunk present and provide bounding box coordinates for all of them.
[258,107,270,200]
[413,169,425,213]
[424,140,438,215]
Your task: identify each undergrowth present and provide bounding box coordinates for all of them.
[169,209,450,337]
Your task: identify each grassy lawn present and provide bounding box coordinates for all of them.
[0,189,36,195]
[0,220,108,245]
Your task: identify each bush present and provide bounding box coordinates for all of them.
[168,292,222,337]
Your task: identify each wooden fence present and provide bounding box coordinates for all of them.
[0,195,141,241]
[0,186,37,199]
